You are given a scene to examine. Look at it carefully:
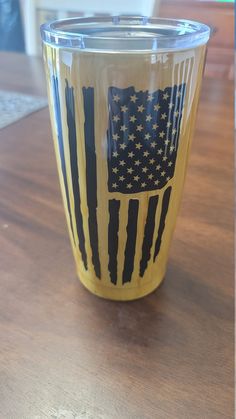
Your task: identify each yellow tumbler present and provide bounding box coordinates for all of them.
[41,16,210,300]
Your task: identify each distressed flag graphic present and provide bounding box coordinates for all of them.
[107,85,185,193]
[106,84,185,283]
[52,78,186,286]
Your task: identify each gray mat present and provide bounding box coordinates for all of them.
[0,90,48,129]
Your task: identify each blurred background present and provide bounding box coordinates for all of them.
[0,0,234,80]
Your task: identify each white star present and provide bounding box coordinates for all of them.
[168,161,173,167]
[161,113,167,120]
[142,167,148,173]
[129,115,137,123]
[168,102,174,109]
[165,139,170,145]
[150,142,156,148]
[135,142,142,150]
[126,183,132,189]
[130,94,138,103]
[112,167,118,173]
[143,151,150,157]
[147,94,154,101]
[156,164,161,170]
[167,121,172,128]
[141,182,147,188]
[112,115,120,122]
[112,182,118,188]
[157,148,163,155]
[119,143,127,150]
[120,124,127,132]
[145,133,151,140]
[170,145,175,152]
[128,133,136,141]
[154,180,160,186]
[154,104,160,111]
[136,124,143,132]
[152,123,158,130]
[161,171,166,177]
[159,131,165,138]
[121,105,128,112]
[119,175,125,181]
[127,167,134,174]
[163,92,169,100]
[113,151,118,157]
[137,105,145,113]
[162,156,168,161]
[128,151,135,158]
[148,174,154,180]
[174,111,179,118]
[112,133,120,141]
[149,158,155,165]
[177,91,181,98]
[172,128,177,135]
[166,176,171,181]
[146,114,152,122]
[135,160,141,166]
[133,175,140,181]
[113,95,120,102]
[119,160,126,166]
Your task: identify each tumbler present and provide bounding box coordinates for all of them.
[41,16,210,300]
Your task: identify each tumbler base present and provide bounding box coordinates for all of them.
[77,269,165,301]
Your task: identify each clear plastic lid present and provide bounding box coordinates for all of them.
[40,16,211,53]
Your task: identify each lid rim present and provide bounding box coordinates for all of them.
[40,15,211,52]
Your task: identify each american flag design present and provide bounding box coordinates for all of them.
[50,75,186,292]
[107,85,185,194]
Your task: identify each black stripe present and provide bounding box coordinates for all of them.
[108,199,120,285]
[82,87,101,279]
[139,195,159,277]
[153,186,172,262]
[175,83,186,150]
[65,80,88,270]
[122,200,139,284]
[52,76,75,245]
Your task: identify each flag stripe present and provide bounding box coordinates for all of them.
[82,87,101,279]
[139,195,159,277]
[122,199,139,284]
[52,76,75,245]
[175,82,186,151]
[108,199,120,284]
[65,80,88,270]
[153,186,172,262]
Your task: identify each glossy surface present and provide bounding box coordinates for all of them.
[43,44,206,300]
[41,16,210,51]
[0,52,234,417]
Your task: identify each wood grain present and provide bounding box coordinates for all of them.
[158,0,234,81]
[0,52,233,418]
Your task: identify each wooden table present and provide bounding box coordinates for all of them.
[0,52,234,419]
